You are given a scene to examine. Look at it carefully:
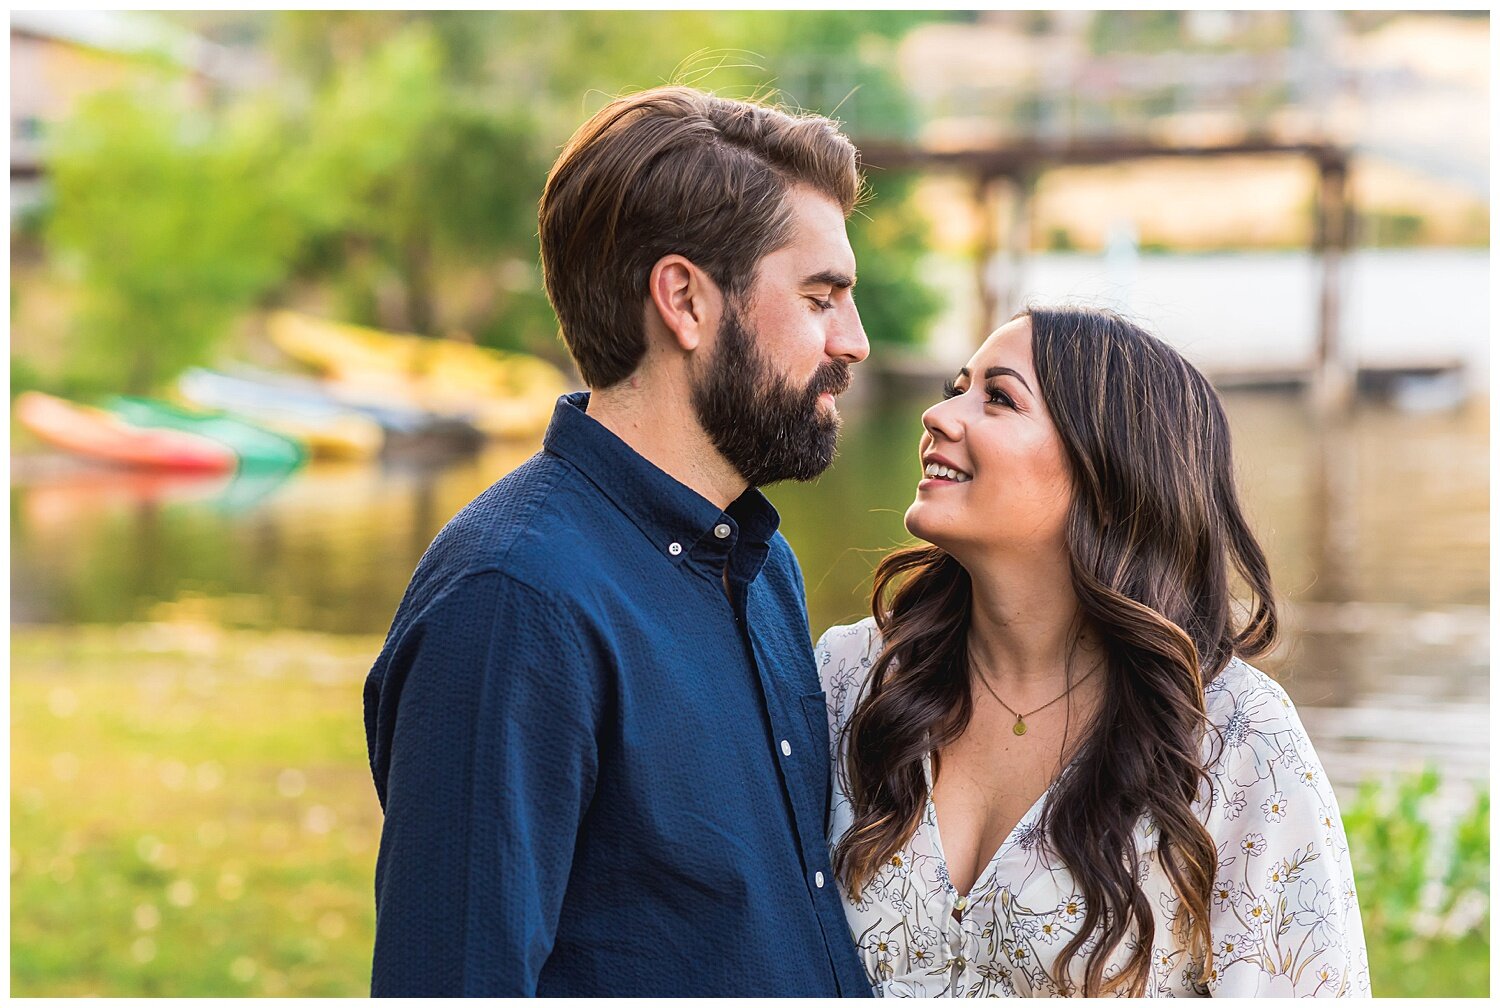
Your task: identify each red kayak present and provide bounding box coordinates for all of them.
[15,391,237,472]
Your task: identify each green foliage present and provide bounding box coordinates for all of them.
[681,12,952,347]
[1046,227,1077,252]
[45,87,302,396]
[1341,768,1490,996]
[484,11,738,111]
[269,11,493,90]
[723,10,948,140]
[11,355,45,401]
[1362,209,1426,247]
[1089,11,1186,54]
[1444,790,1490,916]
[31,11,957,395]
[272,23,549,341]
[847,172,944,347]
[267,10,952,349]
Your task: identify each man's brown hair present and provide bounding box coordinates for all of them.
[538,86,862,389]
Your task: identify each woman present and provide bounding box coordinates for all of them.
[817,306,1369,997]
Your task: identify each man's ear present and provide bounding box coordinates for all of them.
[647,255,720,353]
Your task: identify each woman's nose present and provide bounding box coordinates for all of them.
[921,396,963,444]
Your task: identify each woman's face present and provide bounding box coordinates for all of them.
[904,317,1075,558]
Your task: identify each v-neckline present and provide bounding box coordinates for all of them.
[921,751,1068,903]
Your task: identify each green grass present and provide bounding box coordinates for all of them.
[11,624,1492,995]
[12,623,383,996]
[1366,931,1489,998]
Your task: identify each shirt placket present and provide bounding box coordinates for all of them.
[729,570,854,991]
[734,595,830,877]
[947,893,972,994]
[675,510,858,994]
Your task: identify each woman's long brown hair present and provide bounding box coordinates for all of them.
[833,305,1277,995]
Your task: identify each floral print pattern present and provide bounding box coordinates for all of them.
[816,617,1371,998]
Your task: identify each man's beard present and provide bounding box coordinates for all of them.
[689,302,852,488]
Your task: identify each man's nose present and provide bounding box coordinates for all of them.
[830,302,869,364]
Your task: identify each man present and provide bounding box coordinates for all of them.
[363,86,872,996]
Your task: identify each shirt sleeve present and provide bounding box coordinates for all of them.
[813,618,882,759]
[365,570,602,996]
[1201,671,1372,997]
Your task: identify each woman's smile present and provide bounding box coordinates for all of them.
[920,454,972,488]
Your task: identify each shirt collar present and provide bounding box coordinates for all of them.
[542,392,782,570]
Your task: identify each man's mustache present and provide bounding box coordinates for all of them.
[810,360,852,398]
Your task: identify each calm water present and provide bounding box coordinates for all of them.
[11,386,1489,801]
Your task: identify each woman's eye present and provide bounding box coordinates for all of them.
[941,378,962,400]
[985,384,1014,408]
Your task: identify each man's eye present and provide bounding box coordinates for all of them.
[809,296,835,311]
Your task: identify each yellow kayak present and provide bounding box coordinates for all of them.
[260,413,382,461]
[267,312,570,440]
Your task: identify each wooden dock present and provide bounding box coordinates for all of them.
[853,134,1359,414]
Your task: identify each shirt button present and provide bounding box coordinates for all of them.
[668,542,682,556]
[714,523,731,539]
[814,871,825,889]
[780,739,792,756]
[955,896,968,912]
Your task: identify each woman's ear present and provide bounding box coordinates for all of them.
[647,254,720,353]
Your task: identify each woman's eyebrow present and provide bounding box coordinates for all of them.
[958,366,1033,394]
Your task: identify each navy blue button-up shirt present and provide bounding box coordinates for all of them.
[364,392,870,996]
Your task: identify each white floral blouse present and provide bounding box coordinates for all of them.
[816,618,1371,998]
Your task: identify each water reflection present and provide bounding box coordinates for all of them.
[10,390,1488,790]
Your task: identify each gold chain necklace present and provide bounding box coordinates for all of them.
[972,658,1104,736]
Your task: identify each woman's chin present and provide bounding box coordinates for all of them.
[904,501,954,550]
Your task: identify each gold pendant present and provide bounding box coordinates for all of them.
[1013,717,1027,736]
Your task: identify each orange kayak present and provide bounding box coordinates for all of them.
[15,391,237,472]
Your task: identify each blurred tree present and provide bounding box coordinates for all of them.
[728,11,951,347]
[844,171,944,347]
[45,87,302,396]
[273,24,547,343]
[525,9,952,348]
[270,10,493,89]
[265,10,950,350]
[35,9,954,392]
[1089,11,1186,54]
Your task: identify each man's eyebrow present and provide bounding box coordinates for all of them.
[803,270,855,290]
[957,366,1033,393]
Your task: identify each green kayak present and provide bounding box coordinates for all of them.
[106,396,307,471]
